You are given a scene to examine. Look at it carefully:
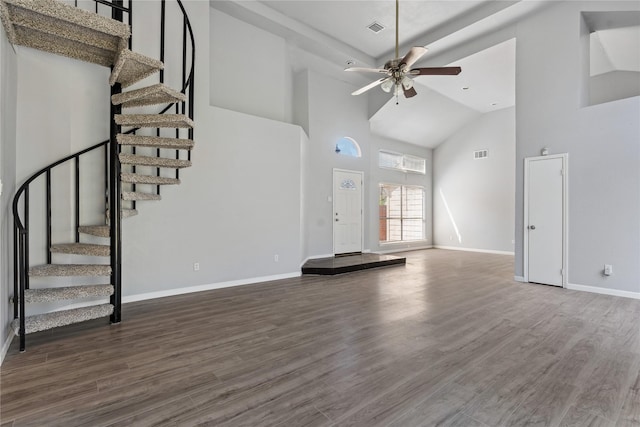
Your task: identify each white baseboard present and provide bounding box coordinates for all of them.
[566,283,640,300]
[514,276,526,283]
[433,245,515,256]
[123,272,301,304]
[1,329,15,365]
[376,245,433,254]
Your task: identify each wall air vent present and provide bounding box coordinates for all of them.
[474,150,488,159]
[367,21,386,33]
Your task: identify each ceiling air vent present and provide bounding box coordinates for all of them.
[474,150,488,159]
[367,21,385,33]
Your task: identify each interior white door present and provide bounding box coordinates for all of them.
[333,169,363,254]
[526,156,565,286]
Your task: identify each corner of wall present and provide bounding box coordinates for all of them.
[0,22,18,365]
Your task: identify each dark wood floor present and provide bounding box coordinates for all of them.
[1,249,639,426]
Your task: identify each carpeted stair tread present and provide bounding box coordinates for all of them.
[115,114,193,129]
[0,0,129,66]
[13,284,113,303]
[109,48,163,88]
[119,153,192,169]
[106,208,138,220]
[112,83,186,107]
[11,303,114,335]
[78,225,110,237]
[51,243,110,256]
[6,7,124,51]
[122,191,161,201]
[12,25,118,66]
[30,264,111,277]
[117,134,194,150]
[121,172,180,185]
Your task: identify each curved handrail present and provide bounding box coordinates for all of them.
[12,124,141,234]
[160,0,194,120]
[12,139,109,234]
[176,0,195,97]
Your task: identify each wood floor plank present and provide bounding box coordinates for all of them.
[385,381,480,426]
[275,405,333,427]
[2,249,640,427]
[333,319,520,425]
[560,405,614,427]
[504,380,577,426]
[105,396,202,427]
[569,348,639,422]
[10,365,219,427]
[617,388,640,427]
[456,316,587,426]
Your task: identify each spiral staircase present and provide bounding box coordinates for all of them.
[1,0,195,351]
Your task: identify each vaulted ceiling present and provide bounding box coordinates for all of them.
[209,1,635,148]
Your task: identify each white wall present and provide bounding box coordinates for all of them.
[303,69,372,257]
[117,1,304,297]
[121,106,303,295]
[590,70,640,105]
[422,0,639,295]
[515,1,640,293]
[15,49,110,267]
[433,107,515,253]
[1,21,18,361]
[210,8,292,124]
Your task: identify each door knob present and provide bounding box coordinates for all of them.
[529,225,536,230]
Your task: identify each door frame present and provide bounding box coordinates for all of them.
[332,168,364,255]
[523,153,568,287]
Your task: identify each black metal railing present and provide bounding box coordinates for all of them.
[13,140,110,351]
[12,0,195,351]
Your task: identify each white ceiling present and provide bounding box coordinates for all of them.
[261,1,494,59]
[209,1,538,147]
[371,38,515,147]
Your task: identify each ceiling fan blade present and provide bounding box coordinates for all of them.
[410,66,462,76]
[403,86,417,98]
[352,77,391,96]
[345,67,389,74]
[400,46,428,69]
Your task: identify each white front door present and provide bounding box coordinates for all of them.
[525,155,567,287]
[333,169,363,254]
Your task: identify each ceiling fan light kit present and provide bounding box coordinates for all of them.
[346,0,462,101]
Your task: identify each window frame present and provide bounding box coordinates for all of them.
[379,183,426,243]
[378,150,426,175]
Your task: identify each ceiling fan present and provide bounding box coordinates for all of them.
[346,0,461,100]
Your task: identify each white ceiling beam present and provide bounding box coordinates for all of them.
[209,0,376,69]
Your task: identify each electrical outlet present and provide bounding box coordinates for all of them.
[193,262,200,271]
[274,254,279,262]
[604,264,613,276]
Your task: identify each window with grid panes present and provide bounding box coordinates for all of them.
[379,184,425,242]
